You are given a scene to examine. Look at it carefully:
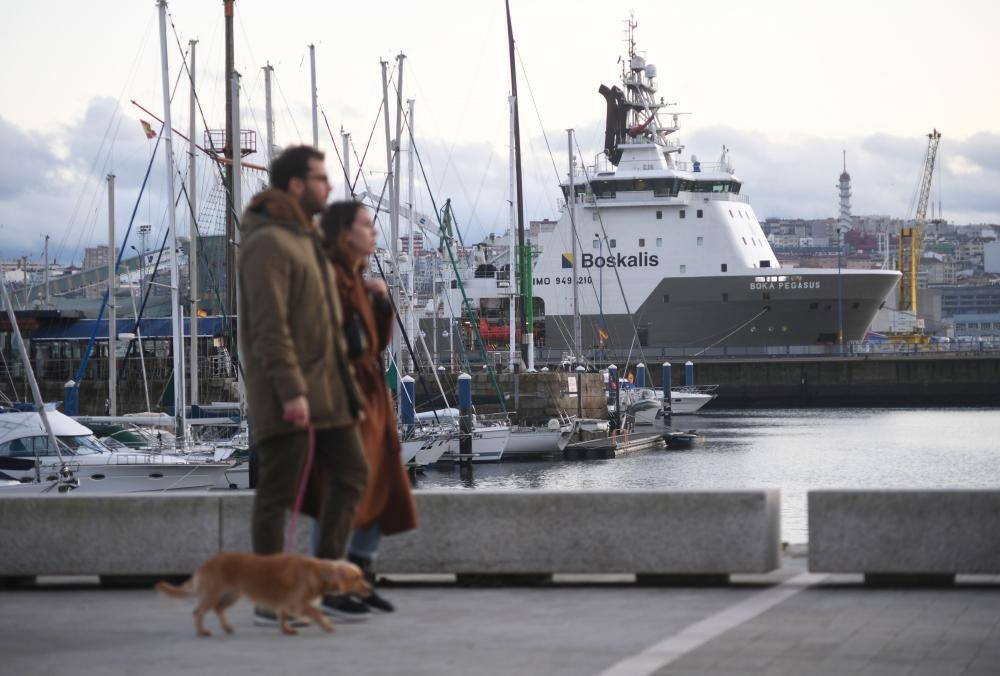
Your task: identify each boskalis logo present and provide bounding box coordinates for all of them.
[569,251,659,268]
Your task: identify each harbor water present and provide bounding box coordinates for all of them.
[416,408,1000,543]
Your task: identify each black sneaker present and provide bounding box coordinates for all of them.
[320,594,371,621]
[362,587,395,613]
[253,607,310,628]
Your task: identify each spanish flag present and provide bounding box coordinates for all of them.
[140,119,157,140]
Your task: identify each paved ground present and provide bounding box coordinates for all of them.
[2,558,998,676]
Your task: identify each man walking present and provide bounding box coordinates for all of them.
[238,146,369,623]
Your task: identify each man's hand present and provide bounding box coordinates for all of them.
[282,395,310,429]
[365,278,389,297]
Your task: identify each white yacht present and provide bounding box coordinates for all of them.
[0,406,230,492]
[435,24,900,352]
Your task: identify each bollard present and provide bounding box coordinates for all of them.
[64,380,78,416]
[636,362,646,388]
[401,375,415,433]
[575,365,586,419]
[457,372,472,464]
[684,360,695,387]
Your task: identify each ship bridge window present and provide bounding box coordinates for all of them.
[560,184,589,200]
[687,180,739,193]
[592,180,616,198]
[760,260,771,268]
[475,264,497,278]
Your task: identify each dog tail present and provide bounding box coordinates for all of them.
[156,575,196,599]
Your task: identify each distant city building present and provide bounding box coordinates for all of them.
[83,246,110,271]
[985,240,1000,274]
[400,232,424,255]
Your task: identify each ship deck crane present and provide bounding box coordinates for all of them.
[898,129,942,319]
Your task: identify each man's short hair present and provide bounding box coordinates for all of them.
[269,145,325,191]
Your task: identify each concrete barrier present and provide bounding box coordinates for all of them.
[809,490,1000,583]
[0,489,780,581]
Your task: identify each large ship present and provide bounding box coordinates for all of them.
[434,25,900,355]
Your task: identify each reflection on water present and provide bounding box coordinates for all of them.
[415,408,1000,542]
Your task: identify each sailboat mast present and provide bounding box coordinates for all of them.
[342,127,351,199]
[380,59,399,396]
[309,44,318,147]
[157,0,186,440]
[505,0,531,369]
[188,38,199,407]
[231,70,246,422]
[406,97,416,373]
[223,0,236,332]
[393,53,405,382]
[568,129,581,357]
[508,96,516,370]
[1,280,62,473]
[107,173,117,416]
[263,62,274,168]
[43,235,50,308]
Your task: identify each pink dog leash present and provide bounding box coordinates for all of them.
[285,424,316,553]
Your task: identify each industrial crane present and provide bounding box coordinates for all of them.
[898,129,942,316]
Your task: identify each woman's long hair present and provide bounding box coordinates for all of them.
[320,200,365,260]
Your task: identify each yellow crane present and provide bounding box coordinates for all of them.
[898,129,942,318]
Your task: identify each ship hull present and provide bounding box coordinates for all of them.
[539,270,899,350]
[422,269,900,355]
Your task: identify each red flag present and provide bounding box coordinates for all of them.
[140,119,157,140]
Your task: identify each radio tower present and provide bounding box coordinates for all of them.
[837,150,852,231]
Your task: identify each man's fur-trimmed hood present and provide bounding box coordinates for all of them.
[242,188,317,236]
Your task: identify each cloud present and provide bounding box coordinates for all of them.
[679,127,1000,224]
[0,97,200,264]
[0,117,58,202]
[4,98,999,267]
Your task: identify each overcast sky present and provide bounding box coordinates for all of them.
[1,0,998,264]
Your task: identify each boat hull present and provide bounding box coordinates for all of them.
[537,270,899,350]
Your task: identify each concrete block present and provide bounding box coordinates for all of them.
[378,490,781,574]
[218,492,316,555]
[0,489,780,577]
[809,490,1000,574]
[0,493,219,576]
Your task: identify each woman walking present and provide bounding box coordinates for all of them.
[318,200,418,615]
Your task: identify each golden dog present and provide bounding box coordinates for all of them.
[157,552,369,636]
